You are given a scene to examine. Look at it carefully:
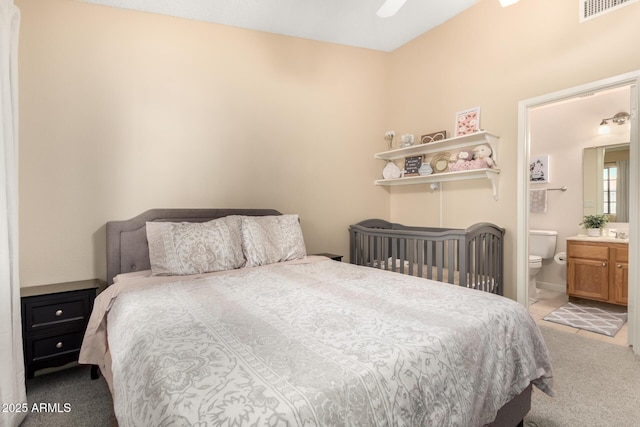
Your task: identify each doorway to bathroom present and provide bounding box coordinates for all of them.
[517,71,639,352]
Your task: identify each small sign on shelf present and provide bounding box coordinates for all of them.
[404,156,423,176]
[420,130,447,144]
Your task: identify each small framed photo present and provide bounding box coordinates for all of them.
[420,130,447,144]
[530,155,549,183]
[404,156,423,177]
[454,107,481,137]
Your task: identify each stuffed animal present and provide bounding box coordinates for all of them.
[448,149,476,171]
[473,144,496,168]
[455,149,474,161]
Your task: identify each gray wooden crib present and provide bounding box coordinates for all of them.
[349,219,505,295]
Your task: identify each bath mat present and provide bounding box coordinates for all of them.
[543,301,627,337]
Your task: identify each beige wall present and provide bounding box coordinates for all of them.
[387,0,640,298]
[17,0,390,286]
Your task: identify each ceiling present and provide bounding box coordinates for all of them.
[531,85,631,161]
[81,0,479,52]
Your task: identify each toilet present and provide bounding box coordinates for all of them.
[529,230,558,302]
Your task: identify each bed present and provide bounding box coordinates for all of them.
[350,219,505,295]
[80,208,553,427]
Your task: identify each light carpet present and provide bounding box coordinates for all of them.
[525,325,640,427]
[542,301,627,337]
[21,365,115,427]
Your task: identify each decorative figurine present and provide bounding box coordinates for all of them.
[419,162,433,176]
[384,130,395,150]
[382,161,402,179]
[400,134,415,148]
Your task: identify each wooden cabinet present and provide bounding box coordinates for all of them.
[374,131,501,200]
[21,279,101,378]
[566,240,628,306]
[613,246,628,305]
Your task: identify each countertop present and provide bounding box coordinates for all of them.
[567,235,629,244]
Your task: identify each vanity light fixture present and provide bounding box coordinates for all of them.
[598,111,630,135]
[499,0,520,6]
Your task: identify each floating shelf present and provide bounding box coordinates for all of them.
[375,131,499,163]
[375,168,500,200]
[374,131,501,200]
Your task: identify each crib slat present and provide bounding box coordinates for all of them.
[447,240,455,284]
[369,235,374,268]
[484,235,490,291]
[426,240,434,280]
[417,240,424,278]
[399,239,405,274]
[435,241,443,282]
[407,239,414,276]
[458,238,467,288]
[390,238,396,272]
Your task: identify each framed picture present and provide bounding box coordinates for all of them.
[420,130,447,144]
[454,107,481,137]
[530,155,549,183]
[404,156,423,176]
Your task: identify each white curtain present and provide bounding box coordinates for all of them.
[0,1,25,427]
[616,159,629,223]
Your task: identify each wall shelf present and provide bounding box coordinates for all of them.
[374,130,500,200]
[375,168,500,200]
[375,131,499,162]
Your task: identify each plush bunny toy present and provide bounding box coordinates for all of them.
[473,144,496,168]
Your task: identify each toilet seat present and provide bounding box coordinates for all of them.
[528,255,542,268]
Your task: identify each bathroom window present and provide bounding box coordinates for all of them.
[603,164,617,215]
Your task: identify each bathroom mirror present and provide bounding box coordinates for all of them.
[582,143,630,222]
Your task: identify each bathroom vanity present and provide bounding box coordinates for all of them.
[566,237,628,306]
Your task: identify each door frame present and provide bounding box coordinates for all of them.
[517,71,639,352]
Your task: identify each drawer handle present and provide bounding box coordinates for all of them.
[55,342,63,349]
[602,262,607,267]
[617,264,622,268]
[55,309,63,317]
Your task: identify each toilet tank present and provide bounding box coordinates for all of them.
[529,230,558,259]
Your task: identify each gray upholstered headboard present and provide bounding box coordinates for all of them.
[105,208,282,285]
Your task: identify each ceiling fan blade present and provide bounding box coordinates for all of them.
[376,0,408,18]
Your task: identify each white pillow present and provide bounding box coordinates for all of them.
[241,215,307,267]
[146,216,245,276]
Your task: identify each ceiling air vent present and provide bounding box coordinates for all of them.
[580,0,639,22]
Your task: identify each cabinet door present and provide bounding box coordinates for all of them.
[568,258,609,301]
[612,262,628,305]
[611,246,628,306]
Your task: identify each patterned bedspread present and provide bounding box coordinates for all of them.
[83,257,553,426]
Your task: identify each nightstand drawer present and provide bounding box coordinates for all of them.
[29,331,85,362]
[27,296,90,329]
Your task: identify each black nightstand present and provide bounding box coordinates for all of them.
[21,279,101,378]
[313,253,343,262]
